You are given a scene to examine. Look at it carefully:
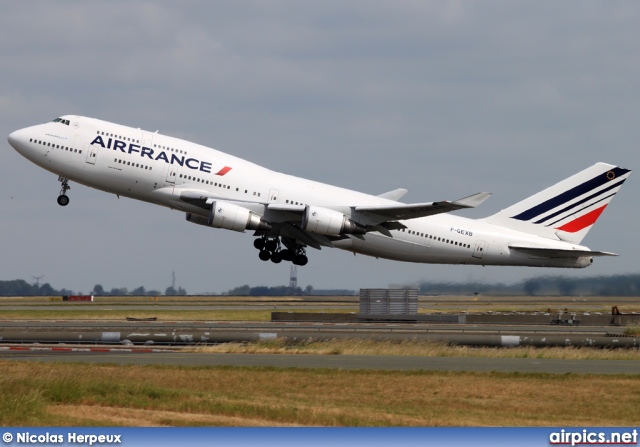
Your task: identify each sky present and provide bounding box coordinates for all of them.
[1,1,639,294]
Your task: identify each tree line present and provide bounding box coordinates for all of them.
[0,280,187,296]
[417,273,640,296]
[226,284,313,296]
[3,273,640,296]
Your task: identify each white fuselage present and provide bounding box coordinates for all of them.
[8,115,594,268]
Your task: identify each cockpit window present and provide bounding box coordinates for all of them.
[52,118,70,125]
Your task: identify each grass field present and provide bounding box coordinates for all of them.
[0,309,276,321]
[1,295,638,427]
[1,361,639,427]
[191,339,640,361]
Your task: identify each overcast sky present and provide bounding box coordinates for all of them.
[1,1,639,294]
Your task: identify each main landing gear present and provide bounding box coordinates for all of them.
[253,236,308,266]
[57,176,70,206]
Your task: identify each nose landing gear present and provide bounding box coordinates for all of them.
[57,176,70,206]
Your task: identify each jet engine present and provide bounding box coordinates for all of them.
[302,205,366,236]
[186,201,271,233]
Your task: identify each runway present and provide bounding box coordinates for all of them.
[1,295,638,374]
[2,349,640,374]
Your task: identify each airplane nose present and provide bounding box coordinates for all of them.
[7,130,21,149]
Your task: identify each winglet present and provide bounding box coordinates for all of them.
[452,192,492,208]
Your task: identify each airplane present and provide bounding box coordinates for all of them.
[7,115,631,268]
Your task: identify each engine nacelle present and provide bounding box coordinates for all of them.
[302,205,366,236]
[186,201,271,233]
[185,213,209,227]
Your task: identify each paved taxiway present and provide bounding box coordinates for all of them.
[1,350,639,374]
[0,320,624,334]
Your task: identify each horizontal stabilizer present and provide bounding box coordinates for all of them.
[509,245,617,258]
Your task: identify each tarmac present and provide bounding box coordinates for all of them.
[2,348,639,374]
[0,294,638,374]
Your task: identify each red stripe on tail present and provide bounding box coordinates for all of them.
[555,205,607,233]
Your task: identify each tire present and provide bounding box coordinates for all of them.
[258,250,271,261]
[280,249,294,261]
[253,238,265,250]
[57,195,70,206]
[265,240,278,252]
[271,252,283,264]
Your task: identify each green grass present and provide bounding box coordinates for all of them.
[0,361,639,426]
[624,326,640,336]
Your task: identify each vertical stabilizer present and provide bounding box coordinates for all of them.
[483,163,631,244]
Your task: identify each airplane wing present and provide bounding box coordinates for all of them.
[509,245,617,258]
[173,187,491,249]
[176,188,490,221]
[354,192,491,222]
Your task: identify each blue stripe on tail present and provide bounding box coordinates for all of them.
[512,167,629,221]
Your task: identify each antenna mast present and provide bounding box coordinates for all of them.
[32,275,44,287]
[289,266,297,294]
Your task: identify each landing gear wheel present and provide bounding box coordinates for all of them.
[271,251,283,264]
[57,176,71,206]
[280,249,294,261]
[258,250,271,261]
[265,239,278,252]
[253,238,266,250]
[57,195,70,206]
[293,254,308,266]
